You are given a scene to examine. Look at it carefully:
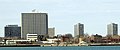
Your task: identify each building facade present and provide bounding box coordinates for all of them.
[21,12,48,39]
[74,23,84,38]
[107,23,118,36]
[48,28,55,38]
[5,25,21,38]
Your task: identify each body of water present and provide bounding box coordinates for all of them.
[0,46,120,50]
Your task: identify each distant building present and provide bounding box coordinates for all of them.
[74,23,84,38]
[48,28,55,38]
[61,34,73,43]
[90,34,102,43]
[107,23,118,36]
[5,25,21,38]
[64,34,73,38]
[21,12,48,39]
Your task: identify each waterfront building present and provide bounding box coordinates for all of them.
[74,23,84,38]
[5,25,21,38]
[21,11,48,39]
[6,40,31,45]
[48,28,55,38]
[41,39,61,44]
[27,34,38,41]
[107,23,118,37]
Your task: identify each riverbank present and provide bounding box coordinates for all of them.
[1,43,120,47]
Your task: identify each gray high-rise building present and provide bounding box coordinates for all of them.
[21,12,48,39]
[107,23,118,36]
[5,25,21,38]
[48,27,55,38]
[74,23,84,38]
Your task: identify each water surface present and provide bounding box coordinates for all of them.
[0,46,120,50]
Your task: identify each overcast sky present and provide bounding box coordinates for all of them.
[0,0,120,37]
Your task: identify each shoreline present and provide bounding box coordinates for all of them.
[1,44,120,47]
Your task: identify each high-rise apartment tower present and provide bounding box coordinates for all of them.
[74,23,84,38]
[107,23,118,36]
[21,12,48,39]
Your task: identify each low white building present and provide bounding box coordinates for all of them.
[6,40,31,45]
[41,39,61,44]
[27,34,38,41]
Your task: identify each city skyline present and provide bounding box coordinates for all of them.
[0,0,120,37]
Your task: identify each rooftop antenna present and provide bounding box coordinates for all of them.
[32,9,36,12]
